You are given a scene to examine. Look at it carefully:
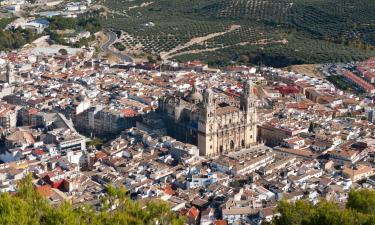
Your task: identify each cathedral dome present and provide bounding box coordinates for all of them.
[187,91,203,103]
[187,85,203,104]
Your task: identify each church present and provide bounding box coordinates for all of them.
[156,79,257,156]
[0,62,16,85]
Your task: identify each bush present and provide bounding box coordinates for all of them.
[58,49,68,55]
[113,42,126,51]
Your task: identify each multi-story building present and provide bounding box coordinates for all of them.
[0,103,18,129]
[258,123,308,147]
[187,171,217,189]
[367,108,375,124]
[17,107,45,127]
[44,128,86,153]
[74,106,139,137]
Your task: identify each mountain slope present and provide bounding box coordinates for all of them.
[100,0,375,67]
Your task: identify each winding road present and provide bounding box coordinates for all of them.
[100,30,133,63]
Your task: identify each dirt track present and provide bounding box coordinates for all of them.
[160,25,240,60]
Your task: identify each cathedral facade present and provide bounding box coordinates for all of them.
[157,80,257,156]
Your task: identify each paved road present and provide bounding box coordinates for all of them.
[101,30,133,63]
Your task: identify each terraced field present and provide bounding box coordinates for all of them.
[120,20,229,54]
[200,0,293,23]
[99,0,375,67]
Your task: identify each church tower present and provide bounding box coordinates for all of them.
[240,79,257,145]
[202,89,215,119]
[198,88,217,156]
[6,62,15,85]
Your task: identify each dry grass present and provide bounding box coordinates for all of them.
[286,64,323,78]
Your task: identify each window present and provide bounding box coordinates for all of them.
[230,140,234,149]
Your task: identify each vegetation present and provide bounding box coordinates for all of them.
[100,0,375,67]
[0,17,40,51]
[0,175,183,225]
[0,27,39,51]
[271,189,375,225]
[58,48,68,55]
[4,176,375,225]
[87,138,104,148]
[48,13,102,33]
[347,189,375,214]
[327,75,352,91]
[47,12,102,47]
[0,12,101,51]
[0,18,16,29]
[113,42,126,51]
[308,122,316,133]
[173,32,375,67]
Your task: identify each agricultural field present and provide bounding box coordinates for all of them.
[99,0,375,67]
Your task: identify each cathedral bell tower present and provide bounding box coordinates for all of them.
[240,79,257,145]
[240,79,255,112]
[202,88,215,120]
[198,88,217,156]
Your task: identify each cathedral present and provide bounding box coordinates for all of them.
[157,79,257,156]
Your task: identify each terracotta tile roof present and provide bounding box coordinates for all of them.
[163,184,176,196]
[214,220,228,225]
[187,206,200,219]
[95,151,107,160]
[121,108,139,117]
[35,185,52,197]
[33,149,46,155]
[28,108,38,115]
[342,71,375,92]
[216,106,239,116]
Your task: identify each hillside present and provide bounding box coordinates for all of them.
[99,0,375,67]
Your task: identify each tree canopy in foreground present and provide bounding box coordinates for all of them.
[3,175,375,225]
[0,175,183,225]
[271,189,375,225]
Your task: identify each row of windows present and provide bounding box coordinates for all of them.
[209,139,248,150]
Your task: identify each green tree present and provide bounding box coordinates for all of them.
[0,175,184,225]
[347,189,375,214]
[274,200,313,225]
[308,122,316,133]
[87,138,103,149]
[58,49,68,55]
[272,190,375,225]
